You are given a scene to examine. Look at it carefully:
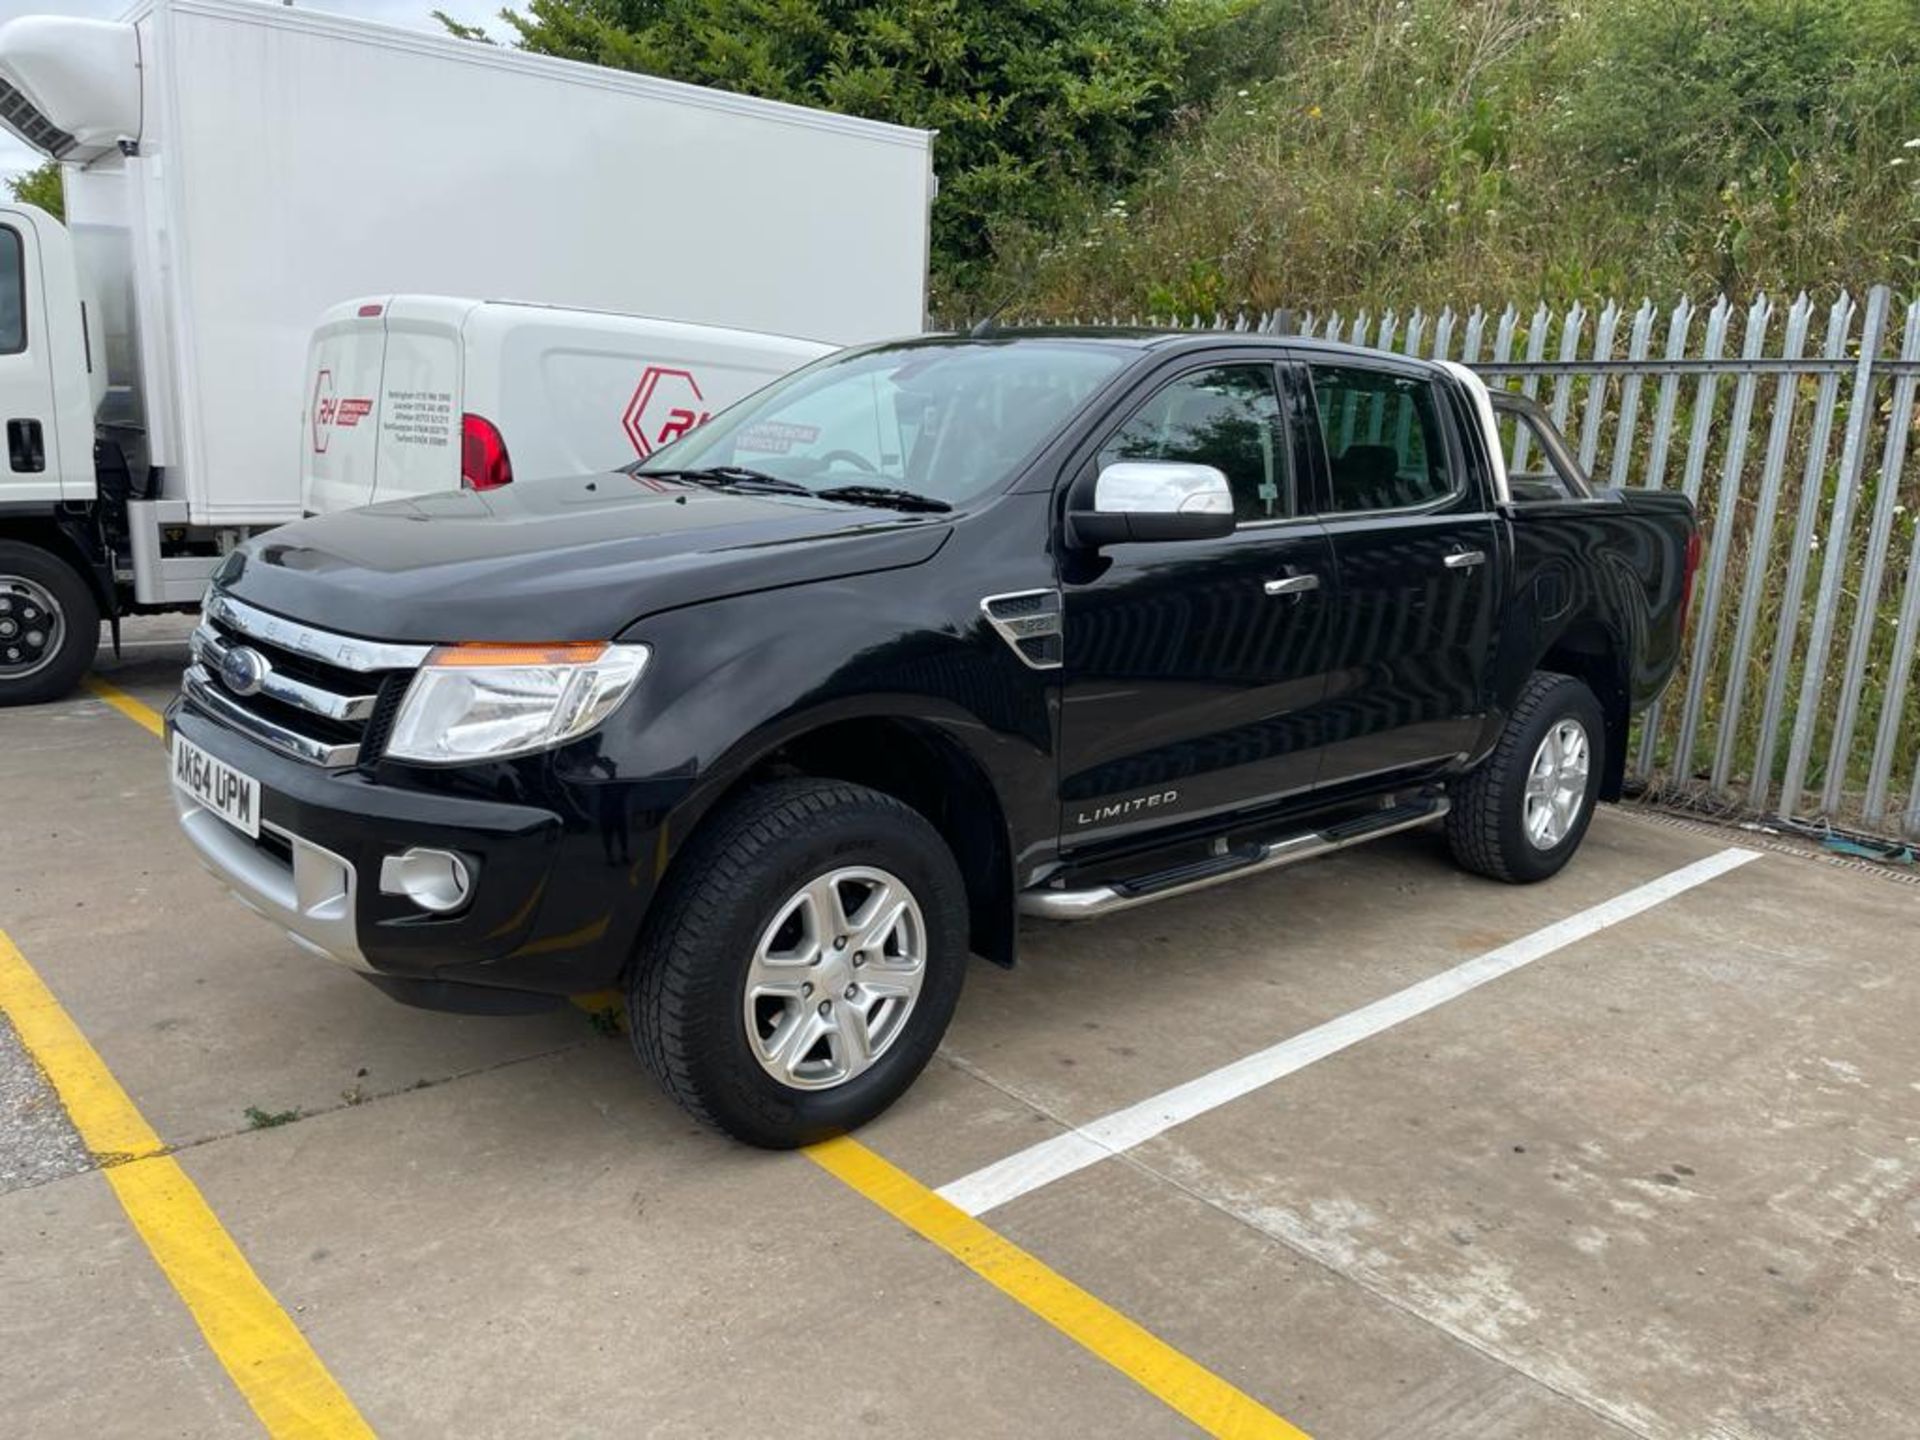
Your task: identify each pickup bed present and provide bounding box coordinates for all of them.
[166,331,1699,1146]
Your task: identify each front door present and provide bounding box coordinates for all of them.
[0,212,58,498]
[1296,358,1501,792]
[1058,360,1337,849]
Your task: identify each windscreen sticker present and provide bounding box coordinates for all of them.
[383,390,453,448]
[735,421,820,456]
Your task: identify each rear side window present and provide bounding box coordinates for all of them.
[0,228,23,355]
[1308,364,1452,512]
[1099,364,1289,521]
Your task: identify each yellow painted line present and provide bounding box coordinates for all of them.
[85,656,1291,1434]
[806,1134,1310,1439]
[0,928,375,1438]
[85,674,167,738]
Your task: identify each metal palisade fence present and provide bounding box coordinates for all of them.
[1054,289,1920,840]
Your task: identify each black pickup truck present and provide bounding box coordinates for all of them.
[166,331,1699,1146]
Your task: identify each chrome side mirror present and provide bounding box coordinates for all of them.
[1069,461,1236,547]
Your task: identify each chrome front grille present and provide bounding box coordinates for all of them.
[185,593,431,768]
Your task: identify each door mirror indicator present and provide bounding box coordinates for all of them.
[1070,461,1235,547]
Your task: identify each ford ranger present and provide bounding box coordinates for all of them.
[165,331,1700,1147]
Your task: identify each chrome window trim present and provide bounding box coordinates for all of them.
[184,664,360,767]
[206,592,433,674]
[189,627,379,723]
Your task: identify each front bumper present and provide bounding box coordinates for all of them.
[167,699,661,1002]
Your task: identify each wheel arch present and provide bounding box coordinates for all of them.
[658,707,1021,969]
[0,515,112,616]
[1536,618,1629,801]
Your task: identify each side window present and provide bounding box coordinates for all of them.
[0,228,23,355]
[1098,364,1289,522]
[1308,364,1452,513]
[1493,400,1591,501]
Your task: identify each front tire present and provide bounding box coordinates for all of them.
[0,542,100,707]
[629,779,969,1148]
[1446,672,1605,884]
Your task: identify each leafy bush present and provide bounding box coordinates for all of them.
[6,161,62,221]
[1001,0,1920,316]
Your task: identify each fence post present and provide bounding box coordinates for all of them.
[1749,293,1856,810]
[1636,295,1731,780]
[1779,284,1893,819]
[1855,296,1920,825]
[1641,297,1695,492]
[1577,300,1621,474]
[1608,300,1657,489]
[1713,292,1813,794]
[1674,294,1773,782]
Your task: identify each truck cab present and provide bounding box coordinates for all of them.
[0,0,933,706]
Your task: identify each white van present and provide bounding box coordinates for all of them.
[302,297,834,512]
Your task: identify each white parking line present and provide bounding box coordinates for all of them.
[940,846,1763,1217]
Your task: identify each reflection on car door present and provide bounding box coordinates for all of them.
[1297,359,1500,792]
[1057,360,1338,848]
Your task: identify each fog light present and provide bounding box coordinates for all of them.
[379,847,473,914]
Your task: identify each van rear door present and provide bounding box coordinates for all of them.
[368,296,468,502]
[301,299,389,514]
[302,296,467,513]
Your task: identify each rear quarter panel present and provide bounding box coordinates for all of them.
[1496,489,1697,715]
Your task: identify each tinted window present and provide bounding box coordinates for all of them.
[1309,364,1452,512]
[634,340,1127,506]
[1099,365,1289,522]
[0,228,22,355]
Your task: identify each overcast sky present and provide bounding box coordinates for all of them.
[0,0,509,184]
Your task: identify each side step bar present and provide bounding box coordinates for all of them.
[1019,795,1450,921]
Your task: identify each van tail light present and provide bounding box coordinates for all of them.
[1678,529,1704,634]
[461,413,513,491]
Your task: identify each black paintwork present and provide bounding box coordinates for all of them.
[174,331,1697,1003]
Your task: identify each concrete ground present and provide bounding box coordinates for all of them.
[1,616,1917,1438]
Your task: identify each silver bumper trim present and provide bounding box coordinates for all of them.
[172,786,369,971]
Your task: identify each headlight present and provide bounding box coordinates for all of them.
[385,642,650,765]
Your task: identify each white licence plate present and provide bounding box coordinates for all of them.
[171,731,261,839]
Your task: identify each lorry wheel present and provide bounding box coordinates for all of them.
[629,778,969,1148]
[0,543,100,707]
[1445,671,1605,884]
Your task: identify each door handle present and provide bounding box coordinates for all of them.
[1263,573,1322,597]
[6,419,44,474]
[1443,548,1486,570]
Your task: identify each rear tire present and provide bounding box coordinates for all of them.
[0,542,100,707]
[1446,671,1605,884]
[629,778,969,1148]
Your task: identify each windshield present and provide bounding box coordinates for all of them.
[630,339,1129,506]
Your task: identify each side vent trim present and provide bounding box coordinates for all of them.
[980,589,1063,671]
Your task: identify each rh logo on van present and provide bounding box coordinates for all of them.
[310,369,373,454]
[623,365,712,459]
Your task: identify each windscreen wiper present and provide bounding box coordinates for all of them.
[813,485,953,514]
[634,466,813,495]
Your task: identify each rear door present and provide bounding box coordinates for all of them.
[300,299,390,514]
[1057,356,1338,847]
[1295,356,1501,791]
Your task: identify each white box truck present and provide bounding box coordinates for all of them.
[299,296,832,513]
[0,0,933,704]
